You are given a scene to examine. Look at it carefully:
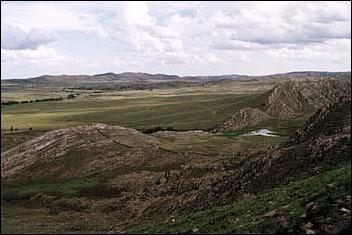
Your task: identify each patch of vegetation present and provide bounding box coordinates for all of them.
[1,178,100,201]
[141,126,178,134]
[129,163,351,234]
[1,97,64,106]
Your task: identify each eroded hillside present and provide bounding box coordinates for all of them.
[217,79,351,131]
[1,124,187,180]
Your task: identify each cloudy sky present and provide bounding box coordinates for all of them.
[1,1,351,79]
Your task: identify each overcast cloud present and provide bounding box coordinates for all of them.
[1,1,351,79]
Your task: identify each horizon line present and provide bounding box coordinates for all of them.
[1,70,351,80]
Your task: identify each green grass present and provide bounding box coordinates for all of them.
[128,162,351,234]
[157,133,286,156]
[1,92,269,131]
[1,178,100,200]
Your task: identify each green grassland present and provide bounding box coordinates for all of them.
[1,81,275,131]
[1,80,308,156]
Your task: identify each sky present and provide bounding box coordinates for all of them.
[1,1,351,79]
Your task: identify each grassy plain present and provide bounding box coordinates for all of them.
[1,81,275,131]
[1,80,309,155]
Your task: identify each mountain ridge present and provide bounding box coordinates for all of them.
[2,71,350,83]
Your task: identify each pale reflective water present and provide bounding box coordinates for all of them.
[243,129,278,137]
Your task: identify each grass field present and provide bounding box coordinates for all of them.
[1,81,275,131]
[1,80,309,156]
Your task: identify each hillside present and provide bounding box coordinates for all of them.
[128,100,351,234]
[2,96,351,233]
[217,78,351,131]
[1,124,185,181]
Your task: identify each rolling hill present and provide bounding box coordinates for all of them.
[2,71,350,87]
[216,78,351,131]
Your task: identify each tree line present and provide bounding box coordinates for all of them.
[1,94,77,106]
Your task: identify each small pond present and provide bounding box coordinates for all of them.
[242,129,278,137]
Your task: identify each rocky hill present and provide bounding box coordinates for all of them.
[167,99,351,234]
[217,79,351,131]
[264,79,351,118]
[1,124,183,181]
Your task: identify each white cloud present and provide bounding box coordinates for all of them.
[1,1,351,78]
[1,22,57,50]
[1,46,64,66]
[1,2,108,36]
[267,39,351,64]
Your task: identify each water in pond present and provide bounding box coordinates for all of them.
[243,129,278,137]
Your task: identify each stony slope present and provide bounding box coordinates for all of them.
[264,79,351,118]
[132,99,351,234]
[217,79,351,131]
[1,124,182,181]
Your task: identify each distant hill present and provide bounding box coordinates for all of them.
[259,71,351,81]
[2,71,350,88]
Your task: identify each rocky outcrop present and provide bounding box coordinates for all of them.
[151,130,209,139]
[264,79,351,118]
[216,108,270,131]
[288,98,351,146]
[190,99,351,215]
[1,124,179,180]
[217,79,351,131]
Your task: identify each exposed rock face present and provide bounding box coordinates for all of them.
[151,130,209,139]
[216,108,270,131]
[217,79,351,131]
[198,99,351,210]
[288,98,351,146]
[1,124,179,180]
[264,79,351,118]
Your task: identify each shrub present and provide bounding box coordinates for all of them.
[141,126,177,134]
[1,100,19,105]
